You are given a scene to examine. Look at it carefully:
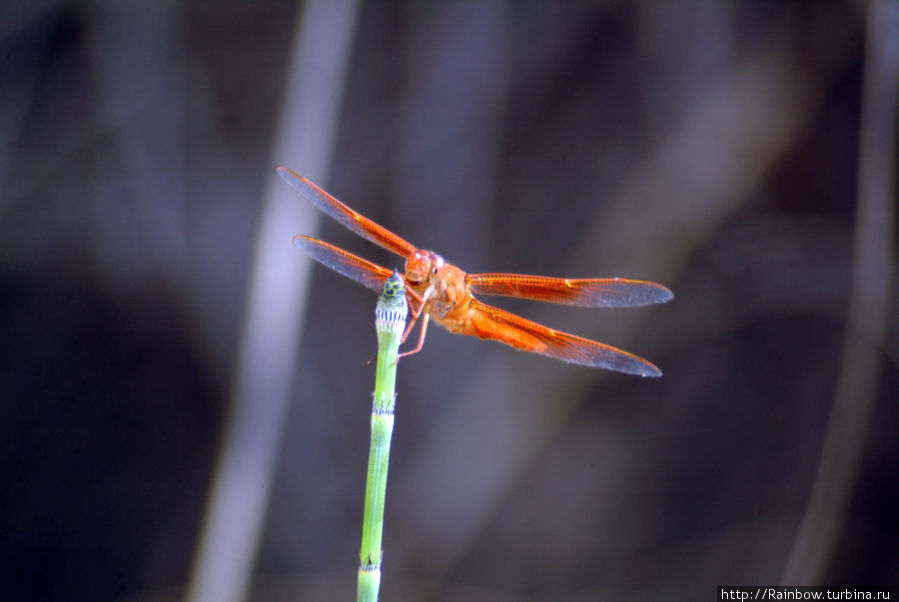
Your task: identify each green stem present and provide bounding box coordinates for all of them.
[358,271,408,602]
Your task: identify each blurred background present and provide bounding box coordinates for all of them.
[1,1,896,600]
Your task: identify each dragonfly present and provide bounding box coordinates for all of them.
[278,167,673,377]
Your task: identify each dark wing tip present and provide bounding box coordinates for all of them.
[291,234,312,251]
[276,166,304,189]
[629,281,673,306]
[636,363,663,378]
[597,354,662,377]
[656,285,674,304]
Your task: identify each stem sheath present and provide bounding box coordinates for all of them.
[358,271,408,602]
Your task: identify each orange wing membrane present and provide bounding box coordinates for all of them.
[467,274,673,307]
[277,167,416,258]
[468,300,661,376]
[281,166,672,376]
[293,235,393,293]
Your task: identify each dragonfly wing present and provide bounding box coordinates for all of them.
[467,299,662,376]
[294,235,394,293]
[467,274,673,308]
[278,167,417,258]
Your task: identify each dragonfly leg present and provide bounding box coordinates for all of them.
[398,313,430,361]
[403,284,426,318]
[400,287,432,344]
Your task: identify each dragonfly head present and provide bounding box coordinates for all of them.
[405,250,445,285]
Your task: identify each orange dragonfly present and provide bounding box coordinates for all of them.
[279,167,672,377]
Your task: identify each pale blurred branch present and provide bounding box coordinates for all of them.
[185,2,359,601]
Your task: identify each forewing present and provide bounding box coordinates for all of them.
[278,167,417,258]
[468,299,662,376]
[467,274,673,308]
[293,235,394,293]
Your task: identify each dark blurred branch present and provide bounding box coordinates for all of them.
[91,4,189,286]
[392,17,855,577]
[782,0,898,585]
